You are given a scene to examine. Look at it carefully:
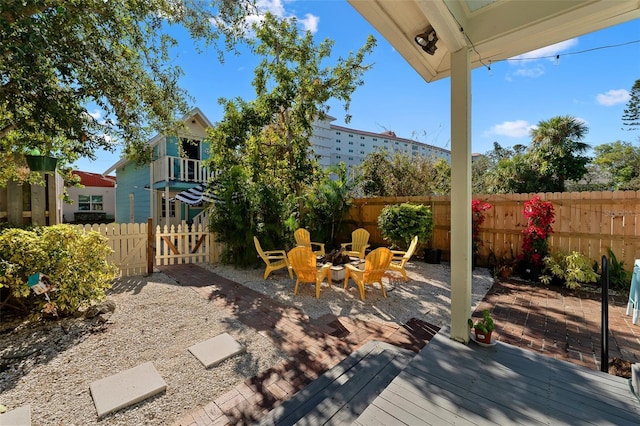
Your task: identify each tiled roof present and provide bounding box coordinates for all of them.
[73,171,116,187]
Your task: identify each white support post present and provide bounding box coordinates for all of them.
[449,47,473,343]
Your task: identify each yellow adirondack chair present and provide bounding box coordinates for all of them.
[253,236,293,280]
[389,235,419,282]
[293,228,325,256]
[287,247,332,299]
[343,247,393,300]
[340,228,370,259]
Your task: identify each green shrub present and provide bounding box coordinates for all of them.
[378,203,433,250]
[0,225,117,316]
[540,251,599,290]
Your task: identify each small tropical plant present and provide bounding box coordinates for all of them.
[606,248,632,291]
[520,196,555,269]
[540,251,599,290]
[472,199,491,254]
[468,309,495,334]
[378,202,433,250]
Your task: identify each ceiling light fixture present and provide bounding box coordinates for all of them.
[415,26,438,55]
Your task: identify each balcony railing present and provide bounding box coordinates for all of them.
[152,156,214,184]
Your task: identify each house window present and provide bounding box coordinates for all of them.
[336,155,341,159]
[360,136,365,139]
[348,134,353,137]
[360,151,365,154]
[161,200,176,218]
[348,149,353,153]
[360,143,365,147]
[336,131,341,135]
[78,195,103,211]
[373,138,377,141]
[348,141,353,145]
[336,147,341,151]
[336,139,341,143]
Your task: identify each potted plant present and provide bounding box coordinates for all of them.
[24,148,58,172]
[468,309,495,344]
[490,246,517,279]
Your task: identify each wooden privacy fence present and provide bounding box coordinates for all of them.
[345,191,640,270]
[74,222,149,277]
[75,219,224,277]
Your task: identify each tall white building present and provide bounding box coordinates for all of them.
[310,115,450,169]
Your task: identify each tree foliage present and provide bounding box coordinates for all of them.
[593,140,640,190]
[206,13,376,264]
[622,78,640,131]
[0,0,254,185]
[356,147,450,196]
[474,117,590,194]
[300,164,355,249]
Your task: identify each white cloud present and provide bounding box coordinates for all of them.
[256,0,286,17]
[510,38,579,62]
[596,89,630,106]
[485,120,535,138]
[511,64,545,79]
[244,0,319,34]
[299,13,319,33]
[506,38,578,80]
[88,109,102,120]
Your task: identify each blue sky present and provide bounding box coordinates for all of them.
[75,1,640,174]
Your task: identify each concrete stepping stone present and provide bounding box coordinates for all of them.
[0,404,31,426]
[188,332,245,368]
[89,361,166,418]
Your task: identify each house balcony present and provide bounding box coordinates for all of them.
[152,156,214,185]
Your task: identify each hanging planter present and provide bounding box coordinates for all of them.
[24,148,58,172]
[25,154,58,172]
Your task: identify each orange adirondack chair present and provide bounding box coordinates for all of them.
[287,247,332,298]
[343,247,393,300]
[293,228,325,256]
[389,235,419,282]
[253,236,292,280]
[340,228,370,259]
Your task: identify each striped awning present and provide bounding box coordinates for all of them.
[174,184,216,205]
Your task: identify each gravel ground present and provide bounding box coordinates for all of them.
[0,261,493,425]
[207,260,494,328]
[0,273,286,426]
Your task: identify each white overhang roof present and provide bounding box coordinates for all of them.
[348,0,640,83]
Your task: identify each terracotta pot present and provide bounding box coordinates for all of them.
[499,266,512,278]
[474,329,493,344]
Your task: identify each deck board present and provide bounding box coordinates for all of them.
[356,329,640,426]
[258,340,413,426]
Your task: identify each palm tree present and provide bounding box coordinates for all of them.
[529,115,590,192]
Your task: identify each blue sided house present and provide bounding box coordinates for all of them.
[103,108,214,226]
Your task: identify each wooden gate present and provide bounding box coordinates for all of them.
[155,222,222,266]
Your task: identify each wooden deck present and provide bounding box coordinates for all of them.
[258,340,414,425]
[355,329,640,425]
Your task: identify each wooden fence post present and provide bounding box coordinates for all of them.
[147,217,154,275]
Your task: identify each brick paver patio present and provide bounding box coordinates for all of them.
[474,278,640,371]
[161,264,640,425]
[159,264,439,426]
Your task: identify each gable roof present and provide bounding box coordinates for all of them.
[73,171,116,187]
[102,107,213,176]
